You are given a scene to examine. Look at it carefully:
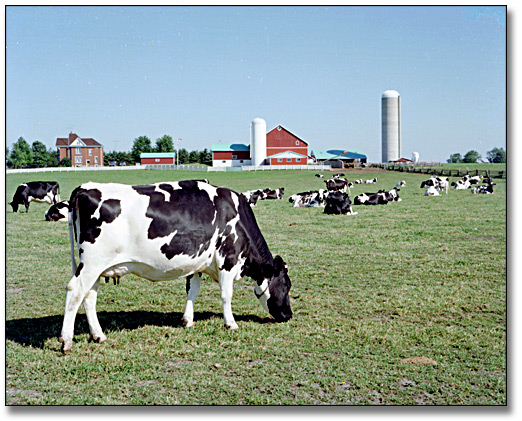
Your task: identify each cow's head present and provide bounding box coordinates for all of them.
[254,255,292,322]
[9,201,19,212]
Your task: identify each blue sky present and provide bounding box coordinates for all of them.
[6,5,506,163]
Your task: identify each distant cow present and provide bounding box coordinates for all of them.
[59,181,292,353]
[9,181,60,212]
[420,176,449,194]
[45,200,69,222]
[384,187,402,202]
[315,174,324,178]
[365,178,378,184]
[289,189,328,208]
[241,189,266,206]
[425,186,440,196]
[324,178,349,193]
[324,191,357,215]
[396,180,406,187]
[354,179,363,184]
[451,179,471,190]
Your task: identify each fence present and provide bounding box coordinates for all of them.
[7,163,332,175]
[370,163,506,179]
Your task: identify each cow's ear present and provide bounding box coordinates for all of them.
[273,255,287,273]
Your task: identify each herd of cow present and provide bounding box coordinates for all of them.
[8,172,497,353]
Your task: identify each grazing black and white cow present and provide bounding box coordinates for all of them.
[420,176,449,194]
[263,187,285,200]
[471,182,496,194]
[45,200,69,221]
[289,189,328,208]
[9,181,60,212]
[59,181,292,352]
[324,191,357,215]
[353,190,388,205]
[324,178,349,193]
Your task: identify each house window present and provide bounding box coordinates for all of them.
[89,149,92,156]
[155,159,160,162]
[222,160,226,164]
[240,160,244,163]
[95,156,98,164]
[75,156,82,164]
[76,147,81,154]
[296,141,300,145]
[287,158,292,162]
[296,158,301,162]
[232,155,237,160]
[277,158,283,163]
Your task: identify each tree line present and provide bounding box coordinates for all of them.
[5,135,213,169]
[447,147,506,164]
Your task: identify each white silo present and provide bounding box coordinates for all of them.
[412,151,419,163]
[381,90,401,162]
[250,118,267,166]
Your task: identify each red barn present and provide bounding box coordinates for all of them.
[140,152,176,165]
[266,125,309,159]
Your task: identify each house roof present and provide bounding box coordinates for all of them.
[266,151,308,159]
[140,152,176,158]
[56,133,102,147]
[211,143,250,152]
[312,149,367,160]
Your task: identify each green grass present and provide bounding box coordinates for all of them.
[5,168,506,405]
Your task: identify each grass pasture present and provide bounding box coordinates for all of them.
[5,168,506,405]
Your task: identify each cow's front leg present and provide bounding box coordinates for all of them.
[83,278,107,344]
[219,270,238,330]
[182,273,201,327]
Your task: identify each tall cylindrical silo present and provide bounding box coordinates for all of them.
[381,90,401,162]
[250,118,267,166]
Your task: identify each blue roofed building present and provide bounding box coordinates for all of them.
[311,149,367,168]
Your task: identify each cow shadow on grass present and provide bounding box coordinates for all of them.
[5,311,269,350]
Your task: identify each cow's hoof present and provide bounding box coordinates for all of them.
[181,317,194,328]
[59,337,73,354]
[88,334,107,344]
[225,322,239,330]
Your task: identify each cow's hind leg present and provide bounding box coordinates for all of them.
[59,268,100,353]
[219,269,239,330]
[83,278,107,344]
[182,272,202,327]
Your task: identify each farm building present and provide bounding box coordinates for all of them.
[211,121,310,168]
[56,132,104,167]
[140,152,176,165]
[312,149,367,168]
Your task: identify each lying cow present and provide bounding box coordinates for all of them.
[241,189,266,206]
[315,174,324,178]
[451,179,471,190]
[384,187,402,202]
[324,178,349,193]
[354,179,363,184]
[425,185,440,196]
[353,191,388,205]
[59,181,292,353]
[471,182,496,194]
[289,189,328,208]
[396,180,406,187]
[324,191,357,215]
[263,187,284,200]
[9,181,60,212]
[365,178,378,184]
[420,176,449,194]
[45,200,69,221]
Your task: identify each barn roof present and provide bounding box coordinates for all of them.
[211,143,250,152]
[266,151,308,159]
[140,152,176,158]
[312,149,367,160]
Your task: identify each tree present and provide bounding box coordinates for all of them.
[155,135,174,153]
[32,141,51,167]
[178,148,189,164]
[130,136,153,163]
[447,153,463,163]
[59,157,72,167]
[47,148,59,167]
[199,148,212,166]
[463,150,481,163]
[486,147,506,163]
[9,137,33,168]
[188,150,200,163]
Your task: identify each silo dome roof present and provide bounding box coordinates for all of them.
[382,90,400,98]
[251,117,266,124]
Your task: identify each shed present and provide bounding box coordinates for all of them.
[140,152,176,165]
[211,144,251,167]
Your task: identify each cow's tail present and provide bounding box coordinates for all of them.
[68,206,77,276]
